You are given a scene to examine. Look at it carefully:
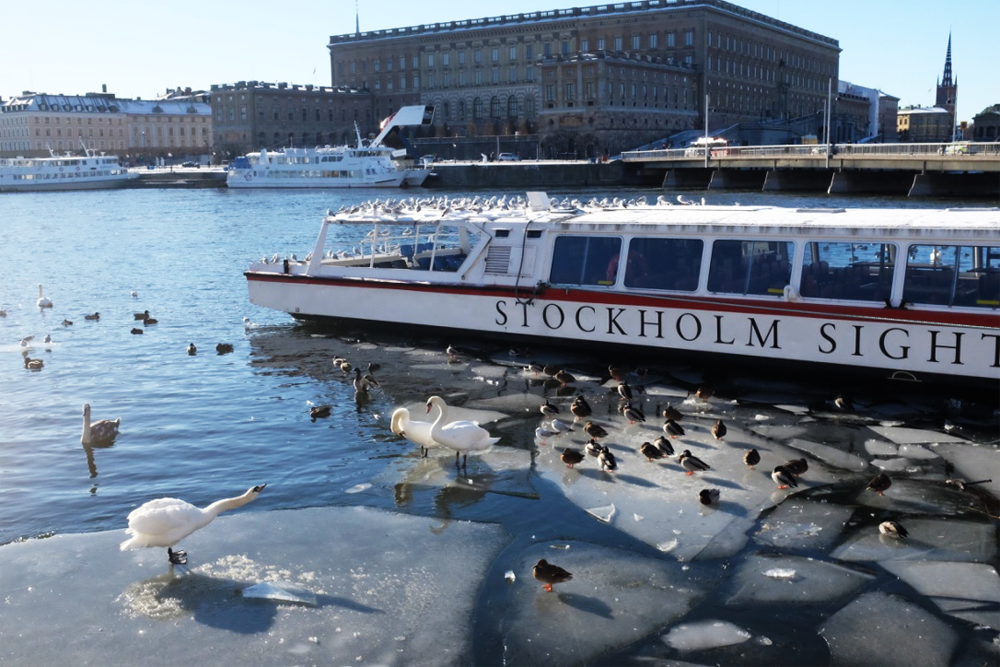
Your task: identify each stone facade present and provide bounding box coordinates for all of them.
[328,0,840,154]
[0,88,212,161]
[209,81,374,159]
[897,107,952,143]
[971,105,999,142]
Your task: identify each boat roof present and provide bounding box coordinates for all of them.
[324,195,1000,239]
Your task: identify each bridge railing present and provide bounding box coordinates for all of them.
[621,142,1000,161]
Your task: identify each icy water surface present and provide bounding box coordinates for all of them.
[0,187,998,665]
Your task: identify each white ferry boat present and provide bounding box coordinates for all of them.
[0,144,138,192]
[245,194,1000,384]
[227,105,434,189]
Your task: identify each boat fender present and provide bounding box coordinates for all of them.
[283,259,290,274]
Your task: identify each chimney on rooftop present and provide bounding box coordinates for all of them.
[102,84,107,93]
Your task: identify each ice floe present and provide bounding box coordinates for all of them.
[832,518,998,563]
[725,554,874,606]
[662,619,751,653]
[754,499,854,551]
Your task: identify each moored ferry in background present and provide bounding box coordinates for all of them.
[246,193,1000,384]
[0,142,138,192]
[227,105,434,189]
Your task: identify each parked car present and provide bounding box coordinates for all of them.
[181,161,197,168]
[498,153,520,161]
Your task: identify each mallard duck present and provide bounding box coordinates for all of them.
[526,361,545,374]
[664,419,685,439]
[584,421,608,439]
[61,319,73,326]
[540,399,560,417]
[364,362,380,387]
[653,435,674,457]
[679,450,710,475]
[661,403,683,421]
[36,285,53,309]
[784,458,808,476]
[699,488,720,506]
[120,484,266,565]
[445,344,461,358]
[143,317,158,325]
[571,396,593,419]
[187,343,197,355]
[353,367,374,394]
[598,447,618,472]
[554,369,576,385]
[81,403,120,444]
[560,448,585,468]
[608,364,627,381]
[84,312,100,320]
[130,327,143,335]
[695,386,713,401]
[867,473,892,496]
[834,395,854,412]
[310,405,332,421]
[585,438,603,457]
[711,420,727,440]
[622,402,646,424]
[542,364,559,376]
[0,309,6,317]
[216,343,234,354]
[743,448,761,469]
[640,442,664,461]
[771,465,798,489]
[945,478,993,492]
[617,381,633,401]
[879,520,908,538]
[24,357,44,370]
[134,310,150,321]
[533,559,572,592]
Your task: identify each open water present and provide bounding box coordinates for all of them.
[1,186,998,665]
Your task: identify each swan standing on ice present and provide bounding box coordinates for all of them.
[36,285,53,309]
[426,395,499,467]
[120,484,266,565]
[81,403,121,444]
[390,402,443,457]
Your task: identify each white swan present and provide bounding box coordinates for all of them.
[81,403,121,444]
[390,402,443,457]
[120,484,266,564]
[426,395,500,467]
[36,284,52,309]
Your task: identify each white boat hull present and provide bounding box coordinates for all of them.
[0,175,137,193]
[246,274,999,382]
[226,168,428,189]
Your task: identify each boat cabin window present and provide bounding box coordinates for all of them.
[549,236,622,286]
[708,240,794,296]
[800,242,895,302]
[623,238,703,291]
[903,244,1000,308]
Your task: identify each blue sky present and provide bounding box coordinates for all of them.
[1,1,995,122]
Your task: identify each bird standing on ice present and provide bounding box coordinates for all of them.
[120,484,266,565]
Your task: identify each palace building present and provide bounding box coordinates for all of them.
[328,0,840,156]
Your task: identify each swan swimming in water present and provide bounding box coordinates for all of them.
[426,395,499,467]
[36,285,52,309]
[81,403,120,444]
[120,483,266,565]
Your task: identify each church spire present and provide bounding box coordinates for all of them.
[941,32,953,88]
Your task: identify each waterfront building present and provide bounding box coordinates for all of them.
[834,81,898,144]
[328,0,840,155]
[209,81,374,159]
[897,106,952,143]
[0,86,212,162]
[971,104,999,142]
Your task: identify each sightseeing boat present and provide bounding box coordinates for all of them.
[245,193,1000,384]
[0,143,138,192]
[226,105,434,189]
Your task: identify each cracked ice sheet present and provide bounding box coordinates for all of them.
[820,592,959,667]
[831,518,998,563]
[866,424,968,444]
[879,561,1000,630]
[0,506,509,666]
[753,500,854,551]
[725,554,874,607]
[533,409,838,561]
[500,541,721,665]
[933,442,1000,499]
